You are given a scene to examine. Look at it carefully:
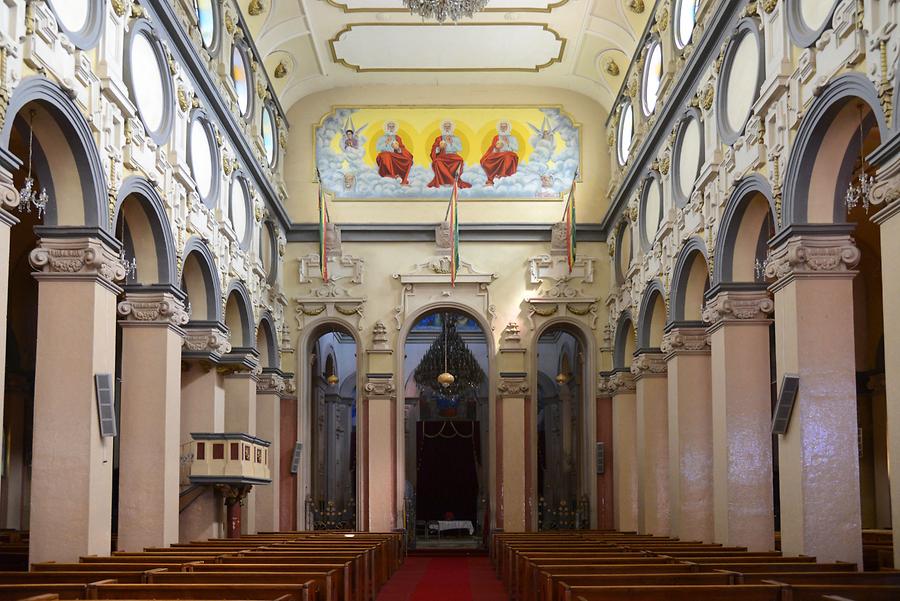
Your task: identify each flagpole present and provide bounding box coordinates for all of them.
[316,168,329,282]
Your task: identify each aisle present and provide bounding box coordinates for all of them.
[377,554,508,601]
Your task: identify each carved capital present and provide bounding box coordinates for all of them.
[872,153,900,209]
[630,352,667,378]
[257,371,286,395]
[765,233,860,286]
[0,167,20,212]
[30,235,126,289]
[364,375,395,398]
[607,370,636,394]
[118,291,189,328]
[703,289,774,325]
[497,374,529,398]
[183,326,232,356]
[661,327,710,355]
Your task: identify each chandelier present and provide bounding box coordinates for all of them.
[845,104,875,214]
[403,0,489,22]
[17,110,50,218]
[413,313,485,400]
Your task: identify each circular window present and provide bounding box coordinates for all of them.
[787,0,839,47]
[232,44,252,117]
[617,101,634,165]
[261,105,277,166]
[126,24,174,144]
[616,223,632,283]
[672,113,703,206]
[674,0,699,49]
[229,177,250,247]
[188,115,218,206]
[717,20,763,144]
[260,221,277,281]
[641,176,663,249]
[194,0,217,49]
[642,40,663,115]
[47,0,102,48]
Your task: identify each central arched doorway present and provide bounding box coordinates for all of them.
[402,308,489,549]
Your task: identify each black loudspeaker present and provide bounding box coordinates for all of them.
[290,442,303,474]
[771,374,800,436]
[94,373,118,438]
[596,442,605,475]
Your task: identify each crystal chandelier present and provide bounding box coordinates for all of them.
[845,104,875,214]
[119,247,137,280]
[17,110,49,218]
[413,313,485,398]
[403,0,489,22]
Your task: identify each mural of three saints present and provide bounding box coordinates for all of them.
[315,107,581,200]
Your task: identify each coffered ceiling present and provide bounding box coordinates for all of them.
[239,0,650,112]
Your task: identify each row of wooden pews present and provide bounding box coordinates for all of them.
[0,531,402,601]
[491,530,900,601]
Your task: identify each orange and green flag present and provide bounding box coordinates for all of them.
[449,175,460,286]
[317,169,329,282]
[564,174,577,273]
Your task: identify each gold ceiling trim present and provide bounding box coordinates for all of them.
[325,0,570,13]
[328,22,567,73]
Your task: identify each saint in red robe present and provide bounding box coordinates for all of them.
[480,134,519,185]
[428,135,472,188]
[376,135,414,185]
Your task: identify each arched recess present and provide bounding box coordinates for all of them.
[181,237,222,322]
[713,174,776,285]
[531,317,598,530]
[669,237,710,322]
[613,311,636,369]
[396,302,496,535]
[636,281,667,349]
[782,73,888,226]
[1,76,107,229]
[224,280,255,348]
[256,311,279,369]
[295,318,364,529]
[113,177,178,286]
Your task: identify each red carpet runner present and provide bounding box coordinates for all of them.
[377,555,508,601]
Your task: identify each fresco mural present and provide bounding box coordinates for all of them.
[315,106,581,200]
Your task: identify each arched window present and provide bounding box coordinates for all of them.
[674,0,699,49]
[641,39,663,115]
[616,100,634,165]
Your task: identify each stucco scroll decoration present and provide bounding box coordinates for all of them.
[497,377,530,397]
[364,376,395,397]
[0,166,20,212]
[257,372,286,395]
[630,352,668,377]
[872,153,900,209]
[183,327,232,355]
[702,290,774,324]
[661,327,710,354]
[29,237,127,285]
[607,370,636,394]
[117,293,190,327]
[764,235,861,282]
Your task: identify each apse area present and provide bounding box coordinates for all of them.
[403,310,488,549]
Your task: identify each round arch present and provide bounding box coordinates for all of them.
[224,280,255,347]
[1,76,108,229]
[636,280,667,349]
[613,310,636,369]
[669,237,709,323]
[256,311,279,369]
[181,237,222,322]
[113,177,178,286]
[713,173,776,285]
[782,73,888,226]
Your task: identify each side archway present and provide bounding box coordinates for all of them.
[181,237,222,322]
[713,174,776,285]
[670,237,709,323]
[613,311,636,369]
[113,177,178,286]
[224,280,255,348]
[256,312,280,369]
[636,281,667,349]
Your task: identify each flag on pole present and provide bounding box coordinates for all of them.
[316,169,329,282]
[564,173,577,273]
[447,171,461,287]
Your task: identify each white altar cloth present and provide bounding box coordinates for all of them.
[428,520,474,535]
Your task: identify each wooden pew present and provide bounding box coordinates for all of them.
[188,564,352,601]
[0,580,114,600]
[685,562,856,573]
[145,571,339,601]
[86,582,313,601]
[217,556,367,601]
[549,572,737,601]
[515,556,678,600]
[534,565,701,601]
[765,582,900,600]
[0,571,158,585]
[32,563,198,573]
[564,584,784,601]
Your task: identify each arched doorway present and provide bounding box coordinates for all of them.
[303,323,360,530]
[535,323,590,530]
[402,309,489,548]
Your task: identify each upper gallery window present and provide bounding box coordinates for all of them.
[641,39,663,115]
[47,0,103,48]
[617,101,634,165]
[232,44,252,118]
[189,114,218,206]
[194,0,217,49]
[229,176,250,247]
[261,105,277,166]
[674,0,699,49]
[127,25,174,143]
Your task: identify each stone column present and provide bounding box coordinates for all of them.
[28,230,125,563]
[703,286,775,551]
[632,351,669,536]
[180,324,230,542]
[497,374,529,532]
[872,174,900,565]
[766,227,863,565]
[609,370,638,532]
[224,369,259,534]
[256,369,285,533]
[116,287,188,551]
[363,373,395,532]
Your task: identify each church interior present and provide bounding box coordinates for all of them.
[0,0,899,599]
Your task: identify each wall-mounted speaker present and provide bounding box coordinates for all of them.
[94,373,118,438]
[771,374,800,436]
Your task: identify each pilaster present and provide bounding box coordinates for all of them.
[608,369,638,532]
[497,322,530,532]
[255,369,285,533]
[631,351,669,536]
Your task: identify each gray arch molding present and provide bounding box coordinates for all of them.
[636,279,666,349]
[1,76,108,230]
[257,311,280,369]
[713,173,775,285]
[613,310,634,369]
[115,177,178,285]
[182,237,222,322]
[669,236,708,323]
[225,279,256,346]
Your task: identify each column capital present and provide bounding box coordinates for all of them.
[0,161,21,213]
[607,369,636,394]
[182,321,232,361]
[117,288,189,331]
[497,372,529,398]
[871,142,900,213]
[662,326,711,357]
[29,231,125,293]
[765,226,860,292]
[631,351,667,379]
[364,373,395,399]
[703,286,774,327]
[256,371,286,395]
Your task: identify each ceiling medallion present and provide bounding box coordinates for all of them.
[403,0,489,22]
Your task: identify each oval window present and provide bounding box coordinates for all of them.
[130,31,168,136]
[262,106,277,166]
[674,0,699,49]
[189,117,215,202]
[230,178,249,245]
[617,101,634,165]
[232,45,251,117]
[194,0,216,49]
[642,40,663,115]
[49,0,90,33]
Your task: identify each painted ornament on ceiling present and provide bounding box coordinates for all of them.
[315,106,580,200]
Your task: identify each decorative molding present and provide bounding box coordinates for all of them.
[765,232,861,288]
[364,374,395,398]
[702,288,774,325]
[607,370,636,394]
[29,235,125,291]
[257,371,286,395]
[630,351,667,378]
[183,324,232,357]
[295,296,366,332]
[497,374,530,398]
[118,290,189,329]
[661,326,710,356]
[372,320,389,350]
